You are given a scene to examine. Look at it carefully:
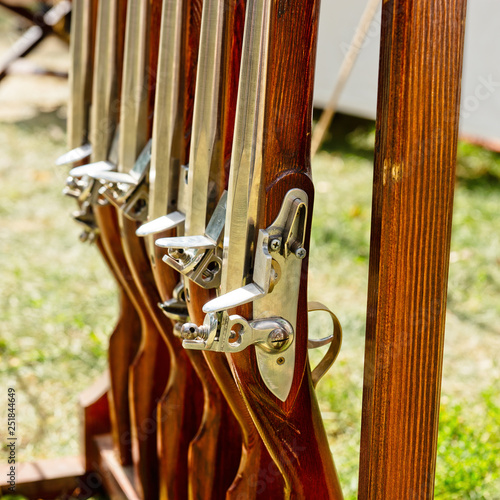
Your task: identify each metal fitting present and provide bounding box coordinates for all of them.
[294,247,307,259]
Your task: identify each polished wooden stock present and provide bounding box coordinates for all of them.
[93,201,170,500]
[119,224,206,500]
[66,0,143,470]
[183,0,286,495]
[108,2,187,498]
[188,296,285,499]
[224,0,343,497]
[95,237,141,467]
[145,0,248,497]
[87,1,172,497]
[114,1,230,498]
[89,0,143,471]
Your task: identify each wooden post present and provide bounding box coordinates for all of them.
[358,0,468,498]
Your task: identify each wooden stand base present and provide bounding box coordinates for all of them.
[0,456,86,499]
[0,434,143,500]
[93,434,140,500]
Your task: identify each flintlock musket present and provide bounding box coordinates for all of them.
[58,0,145,470]
[90,3,172,498]
[60,1,171,497]
[133,0,248,497]
[85,0,249,498]
[83,2,172,497]
[81,2,147,474]
[158,0,344,497]
[137,0,285,496]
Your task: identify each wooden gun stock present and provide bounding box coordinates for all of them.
[94,237,141,467]
[65,0,146,472]
[94,204,170,499]
[108,1,204,498]
[183,0,286,494]
[92,1,170,494]
[222,0,343,497]
[145,0,249,497]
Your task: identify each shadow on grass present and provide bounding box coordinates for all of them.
[12,107,66,135]
[313,110,375,163]
[314,110,500,191]
[457,173,500,191]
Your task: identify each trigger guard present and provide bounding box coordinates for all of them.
[307,301,343,387]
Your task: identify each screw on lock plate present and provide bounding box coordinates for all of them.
[181,313,294,354]
[181,189,309,401]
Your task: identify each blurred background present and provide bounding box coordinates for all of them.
[0,2,499,499]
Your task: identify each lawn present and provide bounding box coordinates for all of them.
[1,12,500,500]
[310,115,500,499]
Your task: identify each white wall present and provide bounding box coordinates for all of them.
[314,0,500,145]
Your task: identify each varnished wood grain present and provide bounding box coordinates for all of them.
[127,312,170,500]
[189,294,284,499]
[172,0,285,494]
[183,0,286,494]
[79,372,111,473]
[96,218,141,469]
[230,178,342,499]
[94,195,165,500]
[85,0,99,124]
[109,2,179,497]
[68,0,141,472]
[148,0,162,135]
[106,286,142,466]
[82,0,144,473]
[115,3,212,499]
[145,0,255,496]
[224,0,343,497]
[73,0,169,496]
[94,204,169,500]
[120,214,206,500]
[184,354,242,500]
[358,1,468,498]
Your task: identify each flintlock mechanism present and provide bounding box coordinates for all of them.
[59,0,345,497]
[155,0,345,495]
[156,0,342,402]
[179,188,309,401]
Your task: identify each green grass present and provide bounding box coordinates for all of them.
[435,387,500,499]
[0,58,499,498]
[308,114,500,499]
[0,111,116,465]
